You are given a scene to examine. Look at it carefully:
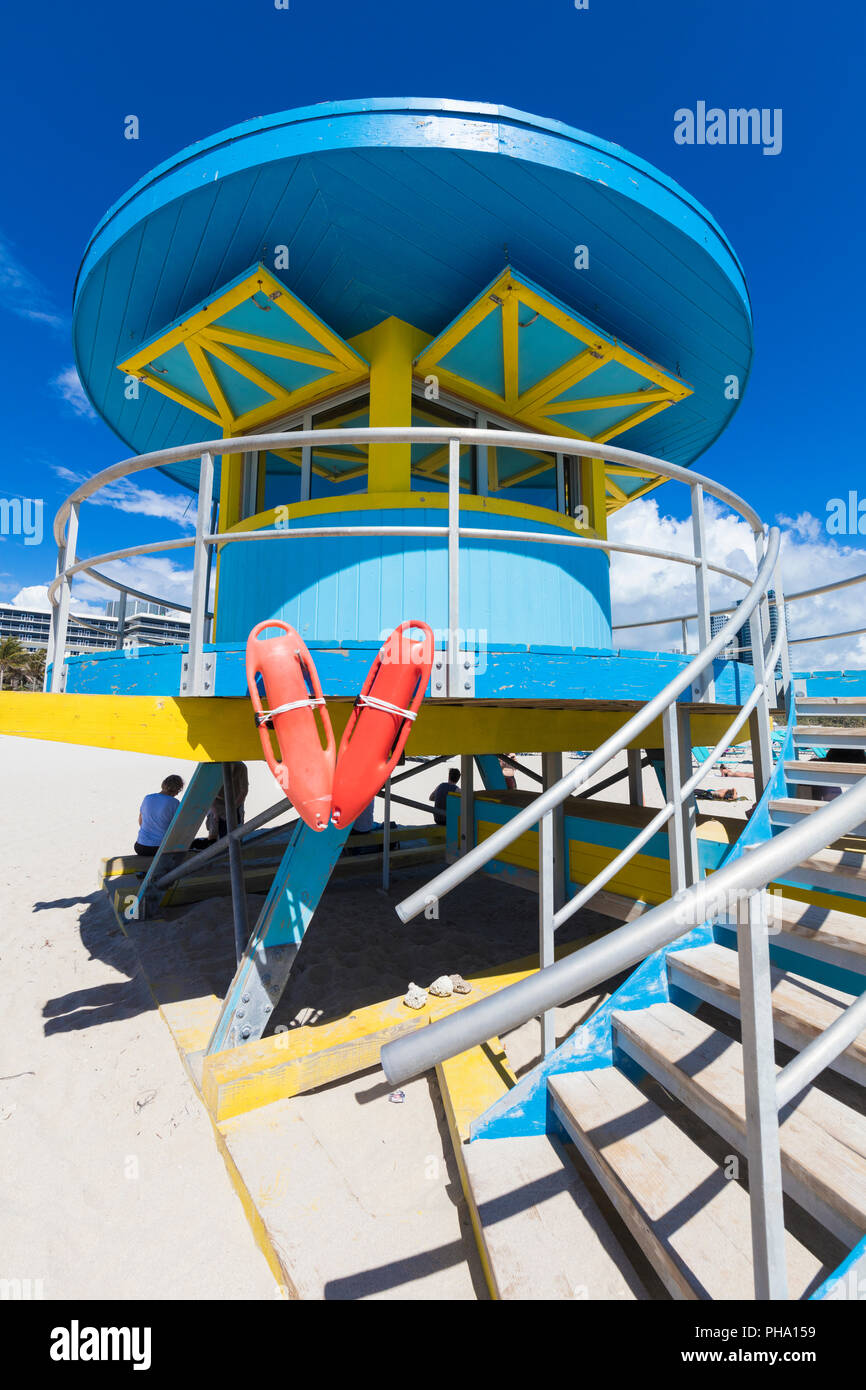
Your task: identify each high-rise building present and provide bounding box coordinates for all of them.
[711,590,787,671]
[0,599,190,655]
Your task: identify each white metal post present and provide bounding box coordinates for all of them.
[476,414,489,498]
[44,547,62,688]
[114,588,128,650]
[677,708,699,887]
[539,809,556,1056]
[447,437,461,694]
[49,500,80,692]
[737,889,789,1300]
[662,701,687,895]
[300,411,313,501]
[681,618,689,655]
[182,452,214,696]
[772,565,793,721]
[690,483,713,701]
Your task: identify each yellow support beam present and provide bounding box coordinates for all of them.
[580,455,608,540]
[350,317,430,492]
[0,692,752,761]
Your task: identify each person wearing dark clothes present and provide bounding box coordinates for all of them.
[207,761,250,840]
[811,747,866,802]
[430,767,460,825]
[135,775,184,856]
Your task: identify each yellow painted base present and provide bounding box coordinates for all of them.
[437,1040,515,1300]
[0,691,753,760]
[201,930,602,1123]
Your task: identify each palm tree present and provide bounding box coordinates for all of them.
[0,636,26,691]
[23,648,46,690]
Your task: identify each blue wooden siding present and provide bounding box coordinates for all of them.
[214,507,613,650]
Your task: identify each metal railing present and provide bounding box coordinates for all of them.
[45,427,761,694]
[613,568,866,654]
[45,425,864,1298]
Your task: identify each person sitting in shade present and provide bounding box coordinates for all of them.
[354,799,377,833]
[135,775,184,857]
[430,767,460,825]
[207,761,249,841]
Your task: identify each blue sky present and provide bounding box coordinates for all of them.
[0,0,863,657]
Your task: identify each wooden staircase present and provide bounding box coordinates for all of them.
[450,695,866,1299]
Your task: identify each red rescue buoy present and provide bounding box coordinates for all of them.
[330,620,434,827]
[246,620,336,831]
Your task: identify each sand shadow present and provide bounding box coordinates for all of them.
[40,890,159,1035]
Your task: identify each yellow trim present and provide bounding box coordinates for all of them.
[0,692,748,761]
[502,286,520,410]
[580,455,608,540]
[543,389,671,415]
[186,341,232,424]
[117,264,370,433]
[223,489,601,540]
[133,369,224,427]
[412,268,692,514]
[200,325,338,372]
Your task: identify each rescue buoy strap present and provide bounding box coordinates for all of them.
[256,696,325,726]
[356,693,418,721]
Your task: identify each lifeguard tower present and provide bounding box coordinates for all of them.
[7,99,866,1300]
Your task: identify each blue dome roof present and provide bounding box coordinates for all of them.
[73,98,752,491]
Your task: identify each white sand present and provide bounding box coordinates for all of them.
[0,735,278,1300]
[0,733,752,1300]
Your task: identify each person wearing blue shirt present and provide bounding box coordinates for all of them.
[135,775,184,856]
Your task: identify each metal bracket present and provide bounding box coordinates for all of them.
[430,651,448,698]
[180,651,217,695]
[448,650,476,698]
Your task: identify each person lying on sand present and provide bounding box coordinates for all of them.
[135,774,184,857]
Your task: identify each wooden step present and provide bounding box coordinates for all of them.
[784,846,866,898]
[548,1067,824,1300]
[461,1133,647,1300]
[785,760,866,789]
[770,798,866,837]
[798,697,866,718]
[667,943,866,1086]
[437,1037,645,1300]
[611,1003,866,1246]
[793,726,866,750]
[761,894,866,975]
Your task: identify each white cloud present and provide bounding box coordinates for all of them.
[70,555,200,618]
[0,233,65,330]
[609,499,866,672]
[51,464,196,529]
[9,584,105,617]
[51,366,97,420]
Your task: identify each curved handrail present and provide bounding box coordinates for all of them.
[612,563,866,649]
[45,426,765,691]
[50,427,765,547]
[395,527,781,923]
[381,765,866,1086]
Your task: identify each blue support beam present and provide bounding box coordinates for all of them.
[206,820,352,1053]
